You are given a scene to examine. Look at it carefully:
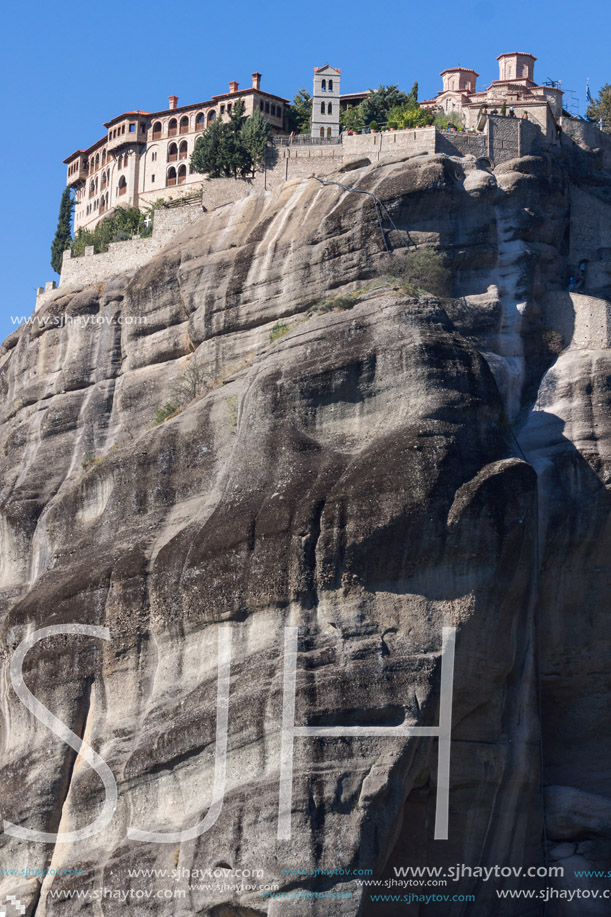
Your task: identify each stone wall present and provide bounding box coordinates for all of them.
[543,291,611,349]
[342,127,437,163]
[35,203,204,310]
[561,118,611,169]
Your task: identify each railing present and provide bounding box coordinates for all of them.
[168,126,177,137]
[168,152,178,162]
[179,124,189,134]
[272,135,342,146]
[195,121,205,131]
[152,130,162,140]
[179,150,188,160]
[177,174,186,184]
[167,177,177,186]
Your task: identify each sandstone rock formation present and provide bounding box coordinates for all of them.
[1,143,610,916]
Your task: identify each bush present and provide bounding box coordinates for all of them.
[154,401,181,425]
[389,249,451,298]
[270,321,289,343]
[369,120,379,131]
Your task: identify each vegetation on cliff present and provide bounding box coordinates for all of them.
[50,187,74,273]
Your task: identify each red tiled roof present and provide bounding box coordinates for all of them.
[314,65,341,73]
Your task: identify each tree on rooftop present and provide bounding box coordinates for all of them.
[50,187,74,274]
[286,89,312,134]
[360,84,410,126]
[587,83,611,131]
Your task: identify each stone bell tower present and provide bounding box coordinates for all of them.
[311,65,341,139]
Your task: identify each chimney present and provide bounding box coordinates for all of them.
[252,72,261,91]
[229,81,239,94]
[169,95,178,110]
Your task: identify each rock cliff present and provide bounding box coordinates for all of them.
[1,144,610,916]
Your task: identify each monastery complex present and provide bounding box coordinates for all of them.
[64,52,567,235]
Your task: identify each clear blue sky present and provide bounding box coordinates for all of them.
[1,0,609,344]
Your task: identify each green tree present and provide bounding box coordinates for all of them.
[191,118,229,177]
[241,110,271,174]
[340,105,364,132]
[407,81,419,106]
[50,187,74,274]
[286,89,312,134]
[222,100,252,177]
[587,83,611,131]
[360,84,410,126]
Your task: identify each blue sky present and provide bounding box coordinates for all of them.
[1,0,609,344]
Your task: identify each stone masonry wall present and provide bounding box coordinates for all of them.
[35,203,204,310]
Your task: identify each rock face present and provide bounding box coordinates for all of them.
[0,146,610,916]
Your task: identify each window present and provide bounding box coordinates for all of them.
[151,174,155,182]
[327,127,332,137]
[220,104,225,114]
[195,112,205,131]
[271,104,275,116]
[180,115,189,134]
[179,140,188,159]
[95,153,100,169]
[328,79,333,91]
[129,123,135,132]
[168,118,177,136]
[265,101,270,113]
[260,101,263,111]
[208,110,216,123]
[152,121,162,139]
[320,127,324,137]
[122,124,125,134]
[227,103,232,112]
[89,181,95,199]
[328,103,332,114]
[321,101,325,114]
[102,150,106,165]
[141,123,146,132]
[167,166,177,187]
[117,154,122,168]
[321,79,326,91]
[118,176,127,196]
[151,151,157,162]
[168,142,178,162]
[177,164,187,184]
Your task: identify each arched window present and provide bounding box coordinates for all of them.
[195,112,205,131]
[168,142,178,162]
[321,101,325,114]
[320,127,324,137]
[321,79,326,91]
[179,115,189,134]
[101,171,106,188]
[95,176,98,192]
[117,154,122,169]
[177,164,187,184]
[327,127,332,138]
[89,180,95,199]
[179,140,188,160]
[207,110,216,124]
[152,121,162,139]
[102,150,106,165]
[168,118,177,136]
[328,102,332,114]
[167,166,177,186]
[328,79,333,91]
[118,176,127,196]
[95,153,100,169]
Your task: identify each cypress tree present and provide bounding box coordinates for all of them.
[51,187,74,274]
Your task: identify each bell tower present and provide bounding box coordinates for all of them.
[311,65,341,139]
